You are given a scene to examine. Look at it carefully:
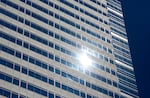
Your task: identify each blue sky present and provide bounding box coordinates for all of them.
[121,0,150,98]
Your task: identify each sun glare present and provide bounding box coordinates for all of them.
[79,53,92,69]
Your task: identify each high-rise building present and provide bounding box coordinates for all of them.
[0,0,139,98]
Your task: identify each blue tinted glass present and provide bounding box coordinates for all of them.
[74,89,79,96]
[19,6,24,12]
[55,69,60,74]
[20,95,26,98]
[1,46,14,55]
[23,54,28,61]
[55,56,60,62]
[25,20,30,26]
[49,93,54,98]
[49,31,53,36]
[0,58,13,68]
[49,53,54,59]
[22,67,27,74]
[109,91,113,97]
[12,93,18,98]
[80,79,84,85]
[21,81,26,88]
[23,42,29,48]
[49,66,54,72]
[87,94,92,98]
[62,84,67,90]
[49,42,53,48]
[80,92,85,98]
[0,88,11,97]
[16,39,22,46]
[16,52,21,58]
[42,76,47,82]
[55,81,60,88]
[49,79,54,85]
[18,28,23,34]
[56,95,61,98]
[61,72,66,77]
[13,78,19,85]
[55,44,60,50]
[29,57,35,64]
[14,64,20,71]
[5,74,12,83]
[86,82,90,87]
[68,87,73,93]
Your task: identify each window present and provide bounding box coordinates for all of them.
[62,84,67,90]
[56,95,61,98]
[21,81,26,88]
[49,78,54,85]
[49,66,54,72]
[61,72,67,77]
[16,39,22,46]
[23,42,29,49]
[49,93,54,98]
[107,79,112,85]
[80,92,85,98]
[22,67,27,74]
[12,93,18,98]
[0,87,11,97]
[49,53,54,60]
[14,64,20,71]
[13,78,19,85]
[80,79,84,85]
[87,94,92,98]
[55,69,60,74]
[55,81,60,88]
[55,56,60,62]
[15,52,21,58]
[86,82,90,87]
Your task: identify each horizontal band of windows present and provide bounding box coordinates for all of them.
[115,54,132,66]
[0,70,100,98]
[110,19,125,29]
[117,74,136,85]
[119,84,139,97]
[119,80,138,90]
[112,36,129,46]
[118,69,135,80]
[107,3,122,14]
[113,44,130,55]
[0,87,26,98]
[109,14,125,25]
[114,50,131,60]
[0,72,63,98]
[113,41,129,51]
[110,27,127,39]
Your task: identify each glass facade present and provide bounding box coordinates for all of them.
[107,0,139,98]
[0,0,138,98]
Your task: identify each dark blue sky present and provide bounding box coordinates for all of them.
[121,0,150,98]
